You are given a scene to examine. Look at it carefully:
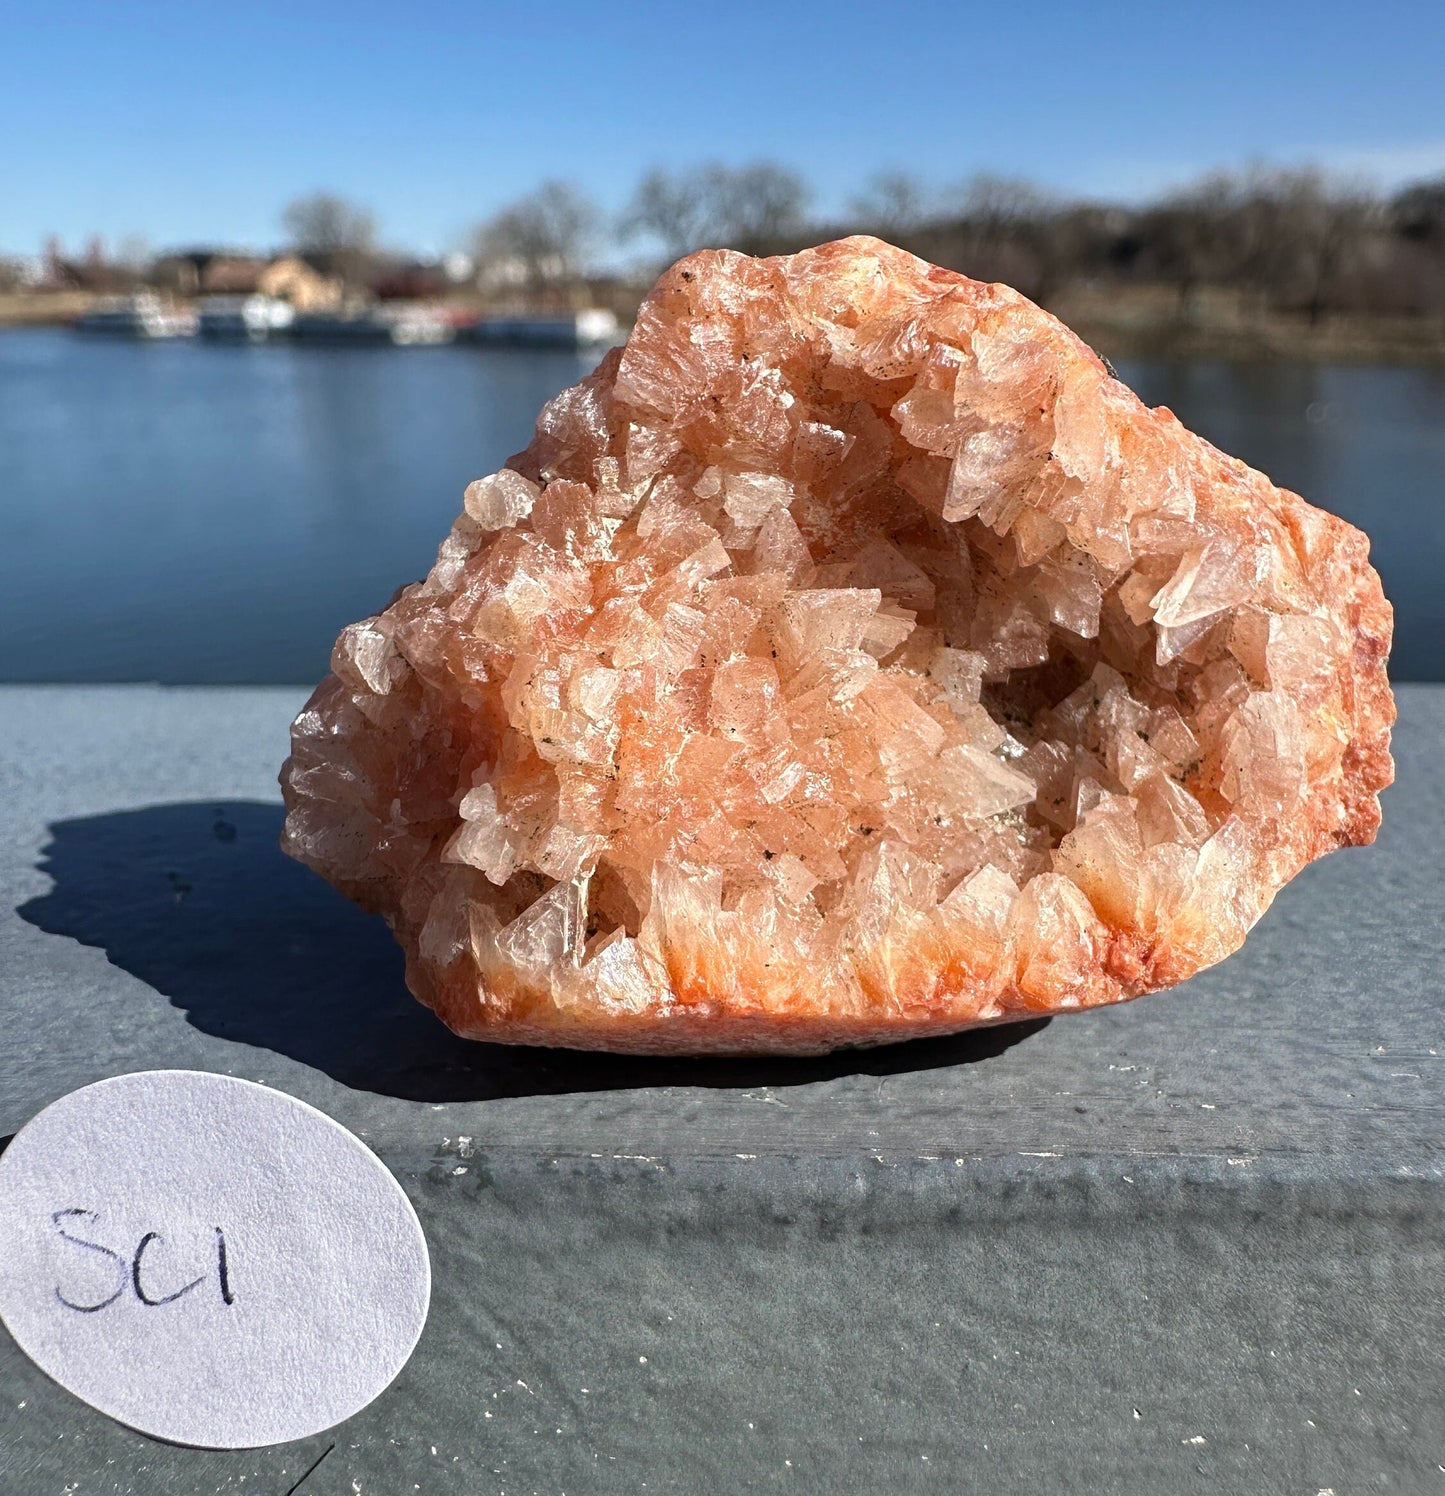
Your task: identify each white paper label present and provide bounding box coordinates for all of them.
[0,1070,431,1449]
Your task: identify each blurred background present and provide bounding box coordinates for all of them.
[2,0,1442,683]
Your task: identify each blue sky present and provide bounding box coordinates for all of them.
[3,0,1444,257]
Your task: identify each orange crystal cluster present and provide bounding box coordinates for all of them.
[280,237,1394,1054]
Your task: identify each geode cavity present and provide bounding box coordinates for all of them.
[280,237,1394,1054]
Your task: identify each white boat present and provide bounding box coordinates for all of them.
[384,304,454,346]
[290,304,454,346]
[75,294,197,339]
[197,294,295,341]
[467,308,621,350]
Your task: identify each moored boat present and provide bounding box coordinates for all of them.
[466,308,621,350]
[385,304,455,345]
[197,294,295,341]
[74,294,197,339]
[291,304,454,346]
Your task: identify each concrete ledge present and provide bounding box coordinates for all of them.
[1,685,1441,1492]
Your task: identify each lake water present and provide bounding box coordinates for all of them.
[2,329,1442,683]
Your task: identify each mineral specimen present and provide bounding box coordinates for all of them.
[280,237,1394,1055]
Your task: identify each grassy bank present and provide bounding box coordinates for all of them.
[0,292,98,326]
[1052,283,1445,364]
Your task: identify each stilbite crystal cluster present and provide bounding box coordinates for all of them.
[281,237,1394,1055]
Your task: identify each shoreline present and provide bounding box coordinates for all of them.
[1050,285,1445,366]
[6,288,1445,364]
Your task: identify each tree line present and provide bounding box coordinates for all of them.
[441,162,1445,320]
[17,162,1445,324]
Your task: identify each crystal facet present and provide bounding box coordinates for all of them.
[280,237,1395,1054]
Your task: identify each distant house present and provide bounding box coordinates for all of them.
[369,259,451,301]
[151,250,256,296]
[201,255,270,293]
[150,249,342,310]
[255,256,342,311]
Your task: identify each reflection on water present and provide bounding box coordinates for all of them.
[1,330,1441,682]
[0,331,602,684]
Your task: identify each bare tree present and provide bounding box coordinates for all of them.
[472,180,599,295]
[709,162,810,251]
[621,161,811,261]
[1392,176,1445,315]
[282,192,375,254]
[1393,176,1445,244]
[281,192,376,289]
[621,168,721,262]
[1253,168,1378,322]
[849,171,934,234]
[1149,167,1380,321]
[915,173,1058,295]
[1144,171,1257,305]
[956,173,1053,240]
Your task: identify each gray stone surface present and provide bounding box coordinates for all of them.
[0,683,1440,1493]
